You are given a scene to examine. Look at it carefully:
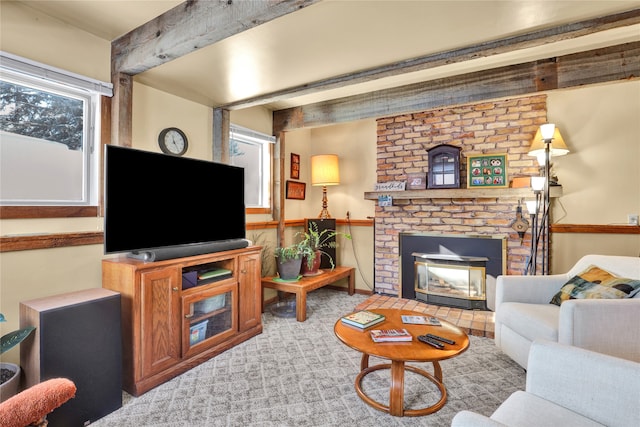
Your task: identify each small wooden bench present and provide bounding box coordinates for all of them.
[261,266,356,322]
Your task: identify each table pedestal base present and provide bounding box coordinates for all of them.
[355,354,446,417]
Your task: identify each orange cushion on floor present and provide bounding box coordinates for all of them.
[0,378,76,427]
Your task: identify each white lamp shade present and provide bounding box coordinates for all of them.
[531,176,546,191]
[528,126,569,158]
[525,200,538,214]
[540,123,556,140]
[311,154,340,186]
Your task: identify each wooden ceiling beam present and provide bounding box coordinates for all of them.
[110,0,319,146]
[273,41,640,133]
[227,8,640,111]
[112,0,321,75]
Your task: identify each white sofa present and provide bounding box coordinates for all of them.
[494,254,640,369]
[451,340,640,427]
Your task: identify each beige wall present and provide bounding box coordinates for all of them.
[132,83,213,159]
[285,121,377,292]
[0,2,111,364]
[548,81,640,272]
[132,83,273,161]
[0,1,110,82]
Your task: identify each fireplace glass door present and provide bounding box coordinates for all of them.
[415,262,485,301]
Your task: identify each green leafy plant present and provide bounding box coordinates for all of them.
[274,241,314,264]
[296,223,351,269]
[0,313,35,355]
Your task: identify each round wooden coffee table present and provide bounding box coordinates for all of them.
[334,308,469,417]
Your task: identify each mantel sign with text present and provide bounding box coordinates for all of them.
[374,181,406,192]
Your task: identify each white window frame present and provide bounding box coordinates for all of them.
[229,124,274,209]
[0,51,112,207]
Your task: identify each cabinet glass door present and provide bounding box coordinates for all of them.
[427,144,460,189]
[182,281,237,357]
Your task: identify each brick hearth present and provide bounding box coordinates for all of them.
[356,293,495,338]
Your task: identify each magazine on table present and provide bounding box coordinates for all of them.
[401,315,441,326]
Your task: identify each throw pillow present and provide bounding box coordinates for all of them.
[549,265,640,306]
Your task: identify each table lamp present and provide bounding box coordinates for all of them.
[311,154,340,219]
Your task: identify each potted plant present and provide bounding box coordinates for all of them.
[274,242,314,281]
[297,223,351,276]
[1,313,35,401]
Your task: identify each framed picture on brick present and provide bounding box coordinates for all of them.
[467,153,508,188]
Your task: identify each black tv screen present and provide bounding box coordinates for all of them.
[104,145,246,259]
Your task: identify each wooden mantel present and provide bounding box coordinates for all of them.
[364,186,563,201]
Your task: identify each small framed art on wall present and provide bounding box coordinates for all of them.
[467,153,508,188]
[286,180,306,200]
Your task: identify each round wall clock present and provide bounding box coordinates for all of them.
[158,127,188,156]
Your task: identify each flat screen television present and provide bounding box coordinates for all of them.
[104,145,247,261]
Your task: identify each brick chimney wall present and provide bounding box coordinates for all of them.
[374,95,547,295]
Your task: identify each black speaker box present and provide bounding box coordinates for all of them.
[305,218,337,269]
[20,289,122,426]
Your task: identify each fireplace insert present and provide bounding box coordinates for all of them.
[414,253,488,310]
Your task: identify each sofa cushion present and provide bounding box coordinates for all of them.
[496,303,559,342]
[491,391,604,427]
[550,265,640,306]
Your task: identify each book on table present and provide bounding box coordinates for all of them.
[401,315,441,326]
[341,310,386,329]
[370,328,413,342]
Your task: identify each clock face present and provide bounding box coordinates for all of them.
[159,128,188,156]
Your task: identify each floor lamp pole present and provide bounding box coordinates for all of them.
[529,209,538,275]
[542,140,551,275]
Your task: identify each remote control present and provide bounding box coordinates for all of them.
[425,334,455,345]
[417,335,444,349]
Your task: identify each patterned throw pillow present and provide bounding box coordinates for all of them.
[549,265,640,306]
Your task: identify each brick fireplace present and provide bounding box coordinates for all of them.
[373,95,546,297]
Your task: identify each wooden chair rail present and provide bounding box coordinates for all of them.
[2,223,632,253]
[550,224,640,234]
[0,232,104,252]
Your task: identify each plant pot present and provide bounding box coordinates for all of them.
[301,250,323,276]
[276,257,302,280]
[0,362,21,402]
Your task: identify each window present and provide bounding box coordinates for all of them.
[0,52,111,207]
[229,124,274,209]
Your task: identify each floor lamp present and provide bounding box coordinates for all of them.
[526,124,569,275]
[311,154,340,219]
[525,183,543,275]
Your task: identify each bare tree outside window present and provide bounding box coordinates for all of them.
[0,76,96,205]
[0,80,84,150]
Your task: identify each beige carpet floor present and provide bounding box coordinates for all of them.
[92,288,525,427]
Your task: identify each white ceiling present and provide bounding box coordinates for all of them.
[15,0,640,111]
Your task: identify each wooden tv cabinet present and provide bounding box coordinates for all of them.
[102,246,262,396]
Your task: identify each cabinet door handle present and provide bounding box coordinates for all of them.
[172,287,179,292]
[185,313,193,319]
[241,269,247,274]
